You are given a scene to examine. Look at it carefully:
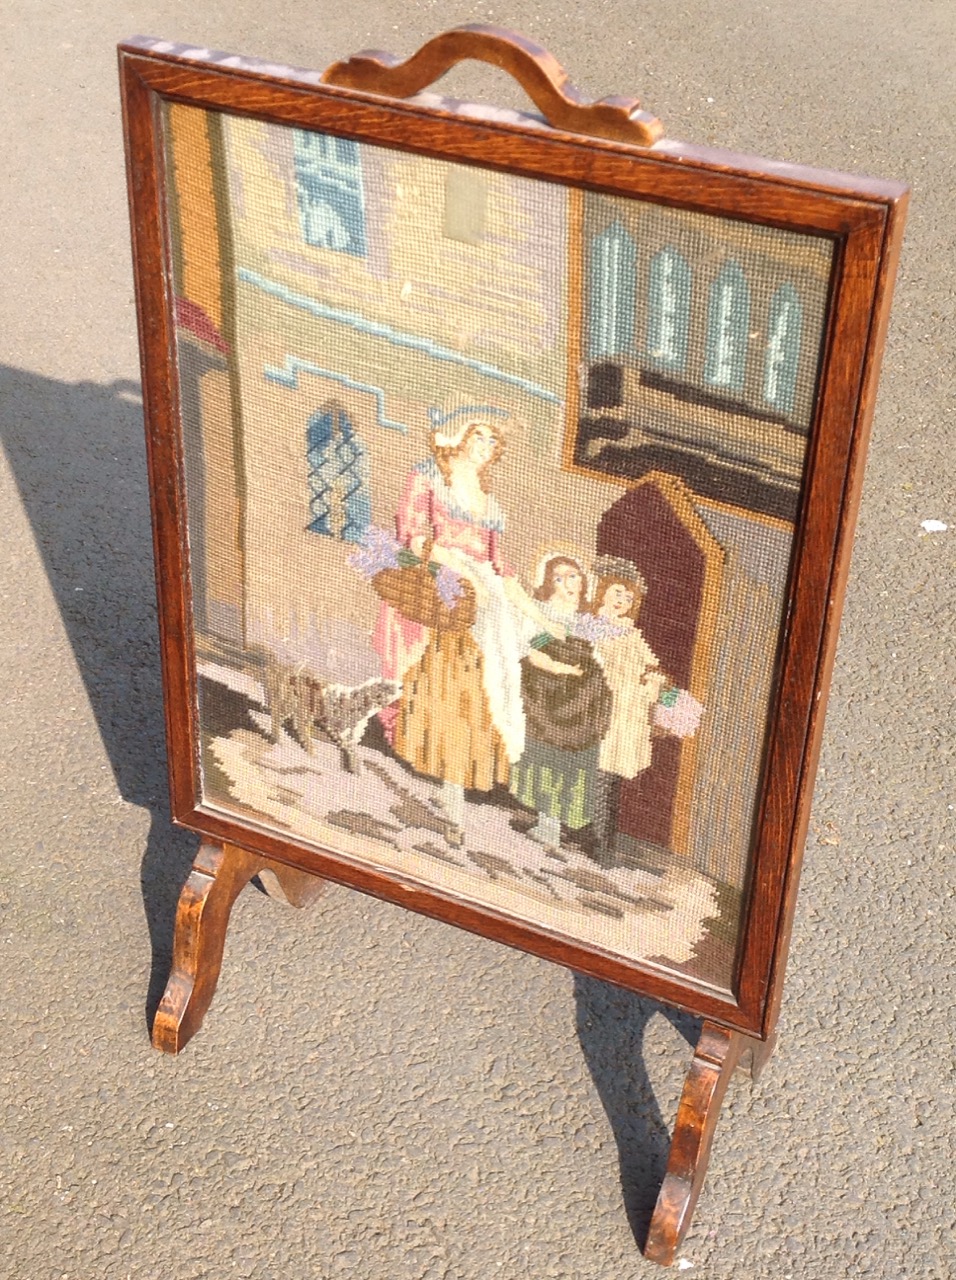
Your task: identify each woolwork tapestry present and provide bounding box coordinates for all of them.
[165,104,834,995]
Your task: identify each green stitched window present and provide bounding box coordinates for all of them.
[764,283,803,414]
[588,222,636,359]
[704,260,750,392]
[647,246,692,371]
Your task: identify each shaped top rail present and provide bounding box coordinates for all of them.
[321,23,664,147]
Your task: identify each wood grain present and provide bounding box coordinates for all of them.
[151,840,266,1054]
[257,862,330,908]
[121,29,909,1260]
[321,23,664,146]
[644,1022,745,1265]
[118,34,909,1044]
[152,841,329,1054]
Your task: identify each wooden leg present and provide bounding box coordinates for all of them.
[644,1021,745,1265]
[153,841,330,1054]
[152,839,267,1055]
[257,860,329,908]
[739,1027,777,1082]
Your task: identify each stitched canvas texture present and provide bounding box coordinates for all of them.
[163,103,834,995]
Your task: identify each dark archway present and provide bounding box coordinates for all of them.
[597,476,711,849]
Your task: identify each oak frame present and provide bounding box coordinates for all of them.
[119,32,907,1045]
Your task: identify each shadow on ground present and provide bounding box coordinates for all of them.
[575,974,700,1247]
[0,362,704,1236]
[0,364,196,1030]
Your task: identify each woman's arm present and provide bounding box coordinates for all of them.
[415,539,490,604]
[503,575,565,639]
[526,649,582,677]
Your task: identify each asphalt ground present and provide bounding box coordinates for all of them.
[0,2,953,1277]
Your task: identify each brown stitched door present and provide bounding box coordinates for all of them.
[597,479,705,850]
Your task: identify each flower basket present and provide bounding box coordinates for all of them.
[372,549,476,632]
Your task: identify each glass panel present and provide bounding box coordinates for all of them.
[164,104,833,995]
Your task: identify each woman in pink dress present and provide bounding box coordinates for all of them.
[374,411,559,825]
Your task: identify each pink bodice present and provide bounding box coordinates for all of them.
[395,463,512,576]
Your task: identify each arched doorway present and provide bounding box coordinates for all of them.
[597,473,723,853]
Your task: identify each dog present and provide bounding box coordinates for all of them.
[266,662,400,774]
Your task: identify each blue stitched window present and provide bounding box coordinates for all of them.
[306,406,371,543]
[646,246,692,371]
[764,283,803,414]
[293,131,367,256]
[704,261,751,392]
[588,222,637,359]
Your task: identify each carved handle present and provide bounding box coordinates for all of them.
[321,24,663,147]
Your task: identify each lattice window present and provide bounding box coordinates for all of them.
[588,222,637,359]
[293,130,368,256]
[764,283,803,414]
[306,405,371,543]
[646,246,692,371]
[704,261,751,392]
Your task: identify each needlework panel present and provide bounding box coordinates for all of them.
[162,102,834,996]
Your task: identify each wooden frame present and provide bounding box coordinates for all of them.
[120,27,906,1263]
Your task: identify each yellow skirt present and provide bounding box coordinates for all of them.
[394,629,509,791]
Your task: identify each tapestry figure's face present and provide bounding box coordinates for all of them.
[600,582,638,620]
[463,423,500,468]
[550,561,584,609]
